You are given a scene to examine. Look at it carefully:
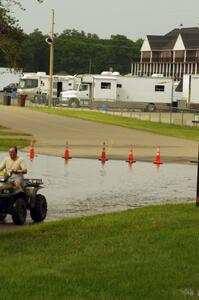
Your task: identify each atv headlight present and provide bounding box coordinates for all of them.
[0,172,9,182]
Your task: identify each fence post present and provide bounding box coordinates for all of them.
[196,145,199,206]
[169,111,172,124]
[149,112,151,122]
[159,111,162,123]
[181,111,184,125]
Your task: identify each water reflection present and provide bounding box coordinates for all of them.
[0,152,196,221]
[99,161,106,176]
[155,163,161,174]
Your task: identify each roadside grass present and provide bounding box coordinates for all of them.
[29,107,199,141]
[0,203,199,300]
[0,130,31,136]
[0,127,32,151]
[0,139,31,151]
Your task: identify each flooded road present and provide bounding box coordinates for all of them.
[0,152,196,222]
[23,153,198,220]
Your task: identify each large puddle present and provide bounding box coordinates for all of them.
[0,152,196,221]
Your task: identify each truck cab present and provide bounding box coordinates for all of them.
[60,75,117,107]
[60,83,91,107]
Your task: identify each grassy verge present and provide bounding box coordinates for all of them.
[0,139,30,151]
[0,203,199,300]
[0,129,31,137]
[29,107,199,141]
[0,127,32,151]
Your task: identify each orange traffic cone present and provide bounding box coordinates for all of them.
[126,144,136,164]
[153,145,163,164]
[63,141,72,160]
[99,142,108,162]
[29,142,35,160]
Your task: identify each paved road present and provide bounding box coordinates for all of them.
[0,105,198,163]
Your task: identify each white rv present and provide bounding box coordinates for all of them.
[17,72,74,102]
[60,72,175,111]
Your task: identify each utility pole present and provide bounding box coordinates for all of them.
[48,9,55,108]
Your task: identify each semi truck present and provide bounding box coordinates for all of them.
[17,72,75,103]
[60,72,178,111]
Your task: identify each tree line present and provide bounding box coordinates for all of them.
[0,1,142,75]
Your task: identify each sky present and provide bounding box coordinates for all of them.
[13,0,199,41]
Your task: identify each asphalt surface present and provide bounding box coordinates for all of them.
[0,105,198,163]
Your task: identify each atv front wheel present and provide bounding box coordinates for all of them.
[30,194,47,222]
[12,197,27,225]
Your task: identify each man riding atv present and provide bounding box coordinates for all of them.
[0,146,47,225]
[0,146,27,190]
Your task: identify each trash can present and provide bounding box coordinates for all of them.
[17,94,27,107]
[3,94,11,106]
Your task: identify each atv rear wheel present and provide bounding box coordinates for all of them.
[12,197,27,225]
[0,213,6,222]
[30,194,47,222]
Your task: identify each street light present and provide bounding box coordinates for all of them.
[46,9,55,108]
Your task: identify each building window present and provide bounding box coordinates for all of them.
[101,82,111,89]
[117,84,122,88]
[155,85,165,92]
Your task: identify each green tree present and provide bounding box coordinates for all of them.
[21,29,49,72]
[0,0,44,67]
[0,1,23,67]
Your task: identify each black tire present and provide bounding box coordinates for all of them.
[0,213,6,222]
[30,194,47,222]
[146,103,156,112]
[12,197,27,225]
[68,98,80,108]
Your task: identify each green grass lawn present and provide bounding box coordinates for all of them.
[0,203,199,300]
[29,107,199,141]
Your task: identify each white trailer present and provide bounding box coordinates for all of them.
[17,72,75,102]
[115,76,174,111]
[0,67,22,91]
[182,74,199,109]
[60,73,175,111]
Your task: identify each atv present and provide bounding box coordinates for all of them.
[0,171,47,225]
